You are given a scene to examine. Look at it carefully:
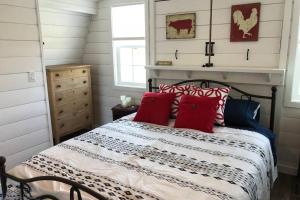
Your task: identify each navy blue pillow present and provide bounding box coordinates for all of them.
[224,99,260,127]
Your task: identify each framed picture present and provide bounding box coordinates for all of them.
[230,3,261,42]
[166,13,196,39]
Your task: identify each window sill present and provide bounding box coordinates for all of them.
[113,84,147,92]
[284,100,300,109]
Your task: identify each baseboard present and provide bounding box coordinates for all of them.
[278,163,298,175]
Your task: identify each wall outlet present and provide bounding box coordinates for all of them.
[28,72,36,82]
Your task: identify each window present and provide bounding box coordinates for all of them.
[286,0,300,107]
[111,3,147,88]
[292,26,300,101]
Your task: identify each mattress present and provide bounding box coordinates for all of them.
[6,117,277,200]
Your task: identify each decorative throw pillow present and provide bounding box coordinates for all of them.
[133,92,176,126]
[190,87,231,126]
[159,84,192,117]
[224,99,261,127]
[174,95,220,133]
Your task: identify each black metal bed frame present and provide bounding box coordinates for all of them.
[148,78,277,131]
[0,158,107,200]
[0,79,277,200]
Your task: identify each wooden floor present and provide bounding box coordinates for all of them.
[271,173,300,200]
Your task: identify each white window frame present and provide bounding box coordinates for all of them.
[111,1,149,89]
[285,0,300,108]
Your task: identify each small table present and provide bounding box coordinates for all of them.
[112,104,139,120]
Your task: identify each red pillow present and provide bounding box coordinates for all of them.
[174,95,220,133]
[159,84,191,118]
[134,92,176,126]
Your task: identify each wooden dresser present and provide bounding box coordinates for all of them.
[46,64,93,144]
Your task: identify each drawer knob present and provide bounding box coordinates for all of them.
[59,110,63,114]
[56,85,61,88]
[85,103,88,107]
[55,73,60,77]
[86,116,89,119]
[60,124,65,128]
[82,70,86,73]
[58,98,62,101]
[84,92,88,96]
[83,80,87,84]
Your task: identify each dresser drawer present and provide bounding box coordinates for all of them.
[47,64,93,144]
[53,77,89,91]
[56,111,91,136]
[56,99,91,119]
[53,68,89,80]
[55,87,90,106]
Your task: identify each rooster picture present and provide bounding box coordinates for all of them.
[233,8,258,38]
[230,3,260,42]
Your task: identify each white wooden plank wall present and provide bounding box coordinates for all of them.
[155,0,284,68]
[83,0,144,125]
[39,0,93,66]
[0,0,51,169]
[277,107,300,174]
[39,0,98,15]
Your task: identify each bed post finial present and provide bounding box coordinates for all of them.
[148,79,153,92]
[0,156,7,198]
[270,86,277,131]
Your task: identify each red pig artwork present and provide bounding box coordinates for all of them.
[166,13,196,39]
[169,19,193,34]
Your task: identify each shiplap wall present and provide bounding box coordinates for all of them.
[156,0,283,68]
[0,0,51,169]
[83,0,144,125]
[85,0,284,125]
[39,0,93,66]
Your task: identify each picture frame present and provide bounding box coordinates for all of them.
[166,13,196,39]
[230,3,261,42]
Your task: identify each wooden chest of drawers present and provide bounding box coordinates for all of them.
[46,64,93,144]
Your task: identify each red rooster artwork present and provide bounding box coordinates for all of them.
[166,13,196,39]
[230,3,261,42]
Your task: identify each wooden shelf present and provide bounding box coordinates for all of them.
[146,65,285,74]
[145,65,286,85]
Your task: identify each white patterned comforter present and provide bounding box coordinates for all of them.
[7,117,277,200]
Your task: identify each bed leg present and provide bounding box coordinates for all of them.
[0,156,7,198]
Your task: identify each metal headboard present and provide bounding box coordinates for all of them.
[148,78,277,131]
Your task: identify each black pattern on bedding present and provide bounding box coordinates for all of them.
[115,120,274,186]
[59,143,235,200]
[6,118,276,200]
[25,154,161,200]
[116,120,269,167]
[74,131,257,199]
[102,124,264,182]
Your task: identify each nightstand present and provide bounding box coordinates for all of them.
[112,104,139,120]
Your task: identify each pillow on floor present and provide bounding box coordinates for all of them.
[175,95,220,133]
[134,92,176,126]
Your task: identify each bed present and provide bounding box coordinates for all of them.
[0,79,278,200]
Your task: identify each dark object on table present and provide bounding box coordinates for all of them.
[112,104,139,120]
